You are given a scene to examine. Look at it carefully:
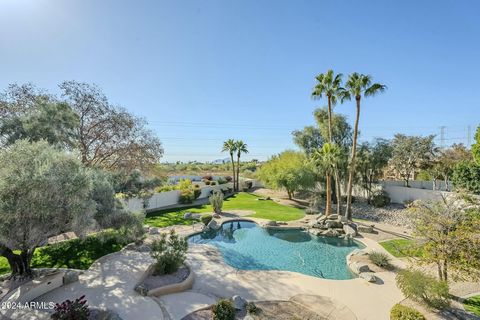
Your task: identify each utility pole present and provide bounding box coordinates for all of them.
[440,126,446,149]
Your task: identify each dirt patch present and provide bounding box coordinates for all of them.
[142,265,189,290]
[182,301,324,320]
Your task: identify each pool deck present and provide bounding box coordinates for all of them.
[22,213,407,320]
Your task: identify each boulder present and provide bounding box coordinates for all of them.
[343,224,357,238]
[308,221,321,228]
[134,284,148,296]
[327,214,339,220]
[213,213,221,219]
[349,261,371,274]
[358,225,375,233]
[63,270,79,285]
[207,219,220,230]
[265,220,277,227]
[321,229,339,237]
[232,295,247,310]
[124,243,137,251]
[191,213,202,219]
[317,215,328,222]
[149,227,159,235]
[143,225,150,232]
[325,220,343,229]
[136,244,151,252]
[359,272,377,283]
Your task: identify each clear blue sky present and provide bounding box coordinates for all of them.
[1,0,479,162]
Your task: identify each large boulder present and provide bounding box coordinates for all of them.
[207,219,220,230]
[317,215,328,222]
[149,227,159,235]
[359,272,377,283]
[325,219,343,229]
[343,224,357,238]
[232,295,247,310]
[183,212,193,219]
[358,225,375,233]
[321,229,340,237]
[349,261,371,274]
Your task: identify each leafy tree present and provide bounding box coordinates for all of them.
[408,195,480,281]
[451,161,480,194]
[472,125,480,164]
[60,81,163,171]
[433,144,471,191]
[389,134,436,187]
[292,125,324,156]
[222,139,237,191]
[234,140,249,191]
[340,73,386,219]
[0,101,79,148]
[356,139,393,203]
[258,151,315,199]
[311,144,343,215]
[0,140,95,278]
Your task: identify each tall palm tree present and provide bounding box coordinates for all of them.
[222,139,237,191]
[235,140,248,191]
[312,143,341,216]
[341,73,386,220]
[312,70,345,215]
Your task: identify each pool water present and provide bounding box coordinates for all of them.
[189,221,364,280]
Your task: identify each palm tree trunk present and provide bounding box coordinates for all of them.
[334,166,341,215]
[325,174,332,216]
[236,154,240,191]
[345,97,361,220]
[327,96,333,143]
[230,153,236,191]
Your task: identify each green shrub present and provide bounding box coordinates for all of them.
[451,161,480,194]
[217,177,227,185]
[205,180,211,186]
[179,189,195,204]
[52,295,90,320]
[150,230,188,275]
[369,251,391,268]
[193,187,201,199]
[246,302,258,315]
[212,299,235,320]
[390,304,425,320]
[396,270,450,309]
[156,185,177,193]
[210,181,217,186]
[372,190,391,207]
[201,214,213,225]
[209,190,224,214]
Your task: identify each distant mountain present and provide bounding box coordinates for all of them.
[211,157,230,164]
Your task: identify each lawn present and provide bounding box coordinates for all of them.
[379,238,422,258]
[0,230,128,276]
[145,192,305,227]
[464,295,480,316]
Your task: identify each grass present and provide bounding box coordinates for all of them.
[379,238,423,258]
[0,230,129,276]
[464,295,480,316]
[145,192,305,227]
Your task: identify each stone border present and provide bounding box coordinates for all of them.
[136,263,194,297]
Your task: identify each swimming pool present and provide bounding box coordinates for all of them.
[188,220,364,280]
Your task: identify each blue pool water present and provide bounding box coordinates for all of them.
[189,221,364,280]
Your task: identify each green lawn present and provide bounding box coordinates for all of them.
[0,230,128,276]
[145,192,305,227]
[464,295,480,316]
[379,238,423,258]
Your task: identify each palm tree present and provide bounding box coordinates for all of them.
[222,139,237,191]
[312,70,345,215]
[234,140,248,191]
[341,73,386,220]
[312,143,341,216]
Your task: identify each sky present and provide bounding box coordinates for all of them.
[1,0,479,162]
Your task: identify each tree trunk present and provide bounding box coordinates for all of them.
[444,176,449,191]
[0,246,34,278]
[325,174,332,216]
[437,262,443,281]
[287,190,292,200]
[345,97,361,220]
[230,153,236,191]
[327,96,333,143]
[443,260,448,282]
[334,167,341,215]
[236,155,240,191]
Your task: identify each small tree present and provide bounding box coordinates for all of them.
[209,191,224,214]
[150,230,188,275]
[408,195,480,281]
[472,125,480,165]
[389,134,436,187]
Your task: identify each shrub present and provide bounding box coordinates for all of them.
[150,230,188,275]
[201,214,213,225]
[52,295,90,320]
[396,270,450,309]
[210,181,217,186]
[156,185,177,193]
[369,251,391,268]
[212,299,235,320]
[193,187,201,199]
[203,175,213,181]
[451,161,480,194]
[246,302,258,315]
[225,176,233,182]
[205,180,211,186]
[390,304,425,320]
[209,191,224,214]
[217,177,227,185]
[179,189,195,204]
[372,190,391,207]
[177,179,193,190]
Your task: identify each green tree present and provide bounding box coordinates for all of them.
[292,125,323,156]
[472,125,480,164]
[356,139,393,203]
[222,139,237,191]
[0,140,95,278]
[311,143,342,215]
[408,195,480,281]
[235,140,249,191]
[451,161,480,194]
[258,151,315,199]
[341,73,386,220]
[389,134,436,187]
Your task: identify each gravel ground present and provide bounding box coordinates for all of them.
[351,201,412,228]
